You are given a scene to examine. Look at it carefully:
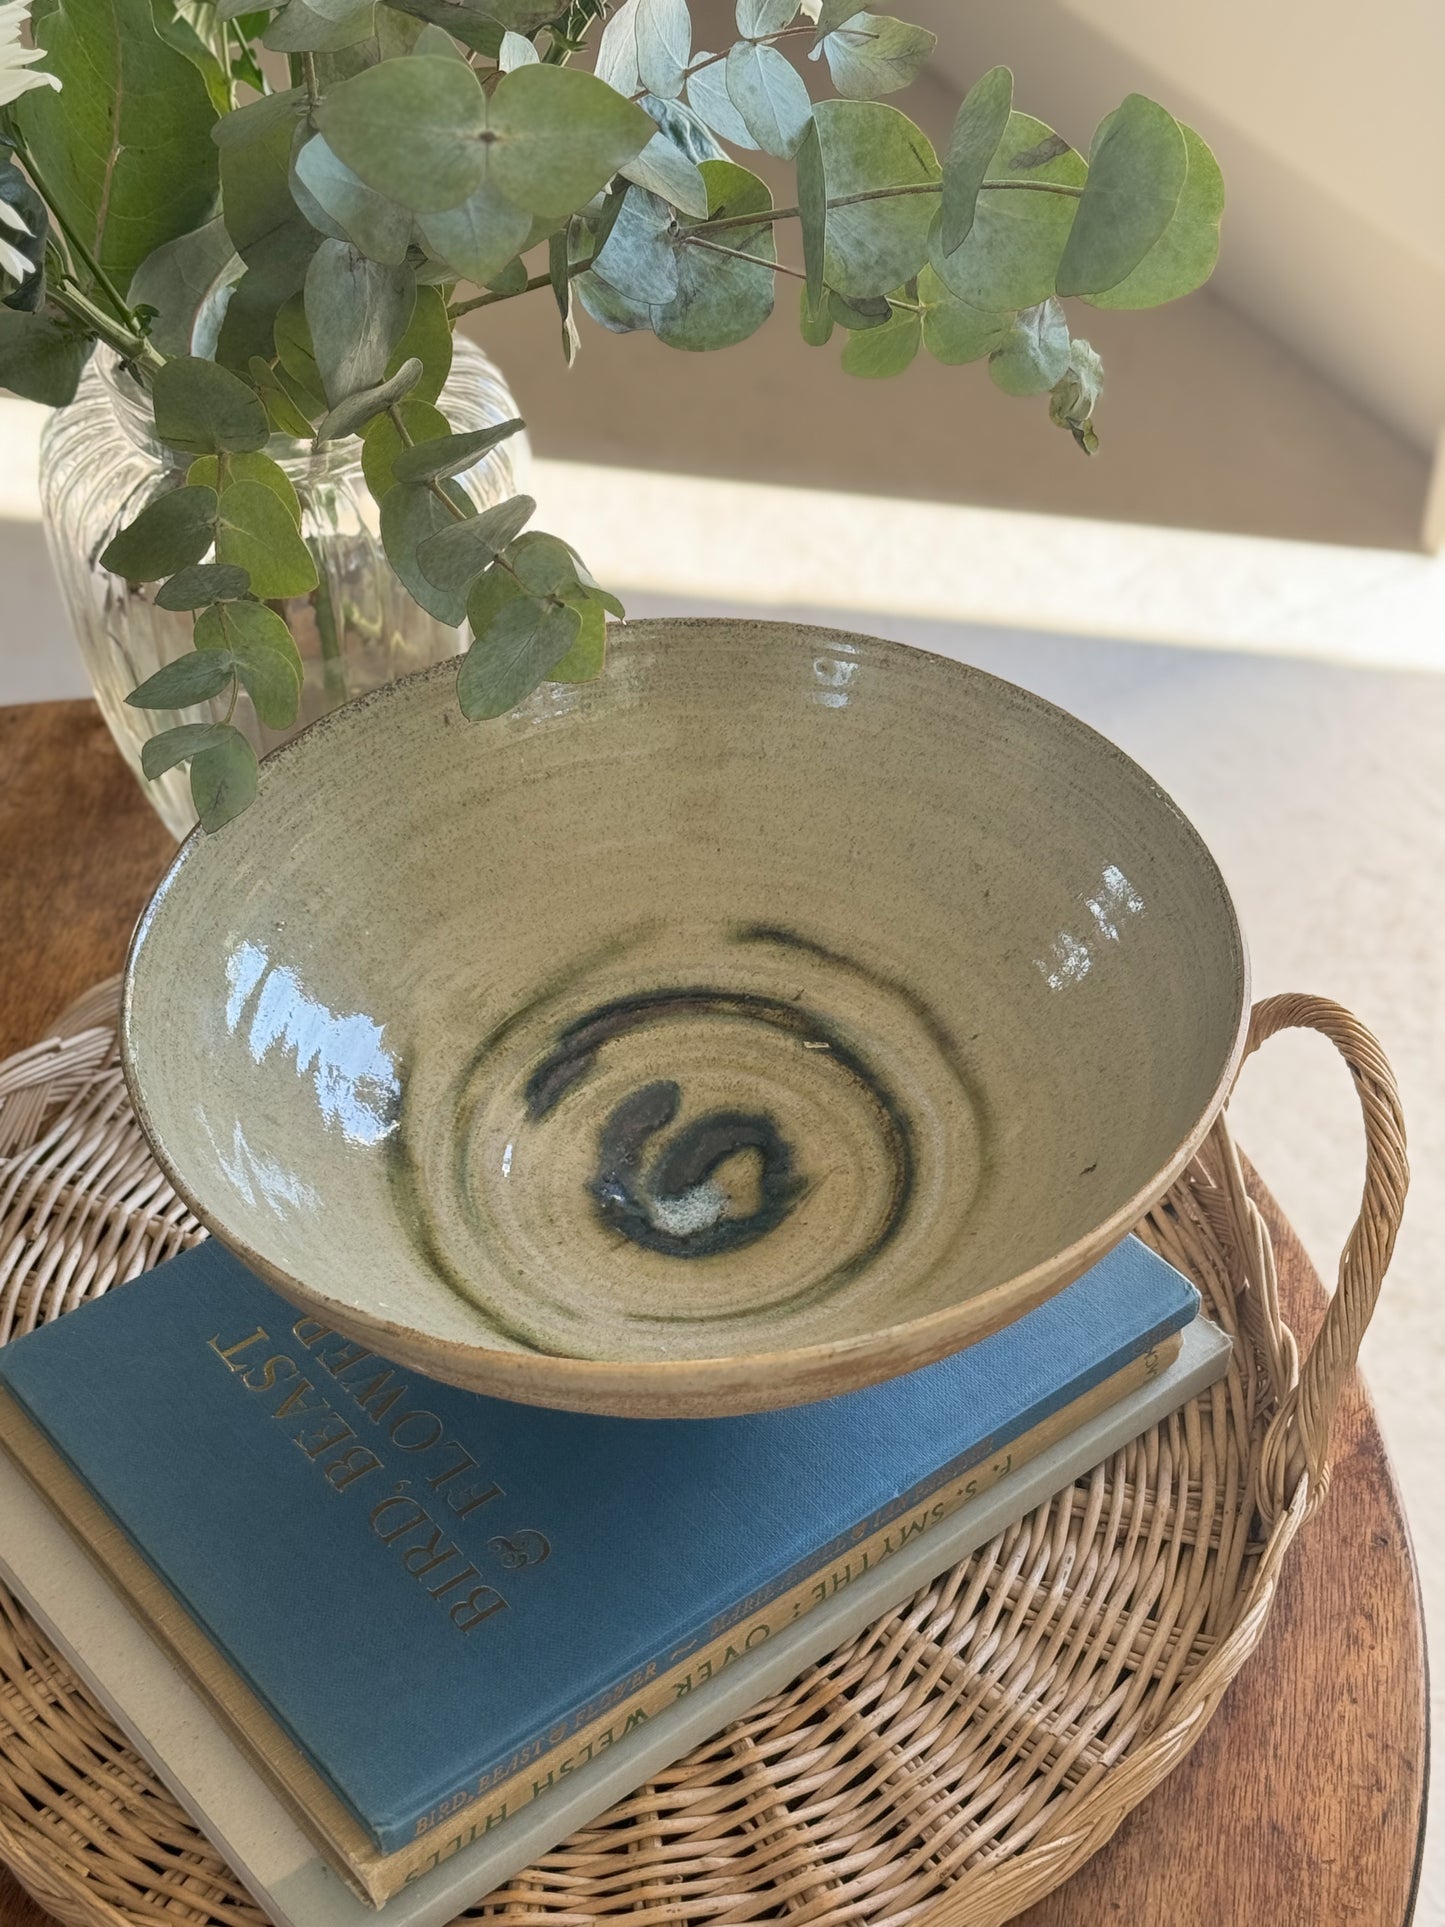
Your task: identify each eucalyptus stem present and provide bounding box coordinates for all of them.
[699,176,1082,236]
[683,234,808,283]
[448,255,595,321]
[48,279,161,371]
[301,51,322,111]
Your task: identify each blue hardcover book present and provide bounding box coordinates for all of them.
[0,1235,1197,1904]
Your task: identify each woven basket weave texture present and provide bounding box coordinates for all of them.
[0,981,1407,1927]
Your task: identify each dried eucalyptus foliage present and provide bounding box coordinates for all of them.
[0,0,1223,827]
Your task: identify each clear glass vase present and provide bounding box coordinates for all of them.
[39,340,528,836]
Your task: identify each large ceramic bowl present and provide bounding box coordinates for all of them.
[122,619,1248,1416]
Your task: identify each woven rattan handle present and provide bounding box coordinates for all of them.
[1222,995,1408,1523]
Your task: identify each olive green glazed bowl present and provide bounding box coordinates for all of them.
[121,619,1249,1416]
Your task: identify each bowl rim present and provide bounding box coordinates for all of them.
[120,616,1252,1405]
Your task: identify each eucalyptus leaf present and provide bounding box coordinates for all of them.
[248,354,316,435]
[737,0,795,33]
[1049,335,1103,452]
[939,64,1011,254]
[418,180,532,286]
[195,598,303,727]
[725,41,811,157]
[640,93,726,164]
[314,356,423,441]
[129,219,242,359]
[798,284,833,343]
[392,418,527,482]
[214,224,320,372]
[0,310,89,405]
[265,0,373,49]
[153,355,270,455]
[499,28,537,66]
[101,485,218,581]
[485,66,654,219]
[917,264,1011,362]
[929,109,1083,311]
[293,134,413,266]
[189,451,302,526]
[215,480,319,595]
[593,0,641,96]
[508,528,586,599]
[839,301,918,374]
[154,562,252,609]
[1055,94,1186,299]
[813,98,938,298]
[125,649,235,709]
[987,296,1069,395]
[620,131,710,221]
[14,0,219,288]
[141,720,237,779]
[575,265,653,334]
[273,291,326,409]
[811,0,859,39]
[635,0,690,97]
[415,492,536,595]
[826,288,891,327]
[360,396,448,499]
[549,594,606,682]
[191,728,259,831]
[304,240,415,406]
[380,480,470,622]
[316,57,489,212]
[382,0,500,54]
[686,54,759,148]
[211,85,304,137]
[658,160,775,349]
[458,593,581,719]
[593,186,679,305]
[1085,123,1222,310]
[821,14,934,99]
[549,228,580,365]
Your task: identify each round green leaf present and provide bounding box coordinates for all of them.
[687,53,759,149]
[813,99,939,299]
[265,0,375,52]
[840,303,919,375]
[821,14,935,100]
[0,311,89,406]
[1084,124,1222,310]
[100,486,218,582]
[293,133,413,267]
[125,650,235,710]
[619,131,710,221]
[196,600,303,728]
[987,297,1070,395]
[188,452,302,528]
[380,480,469,623]
[247,355,316,437]
[508,529,586,599]
[215,481,319,596]
[657,160,775,349]
[141,720,238,780]
[152,356,270,456]
[130,218,244,359]
[1054,95,1187,299]
[316,58,489,214]
[273,293,327,414]
[155,563,253,610]
[635,0,690,99]
[796,114,826,309]
[315,357,424,443]
[593,186,680,306]
[725,42,812,158]
[549,594,606,683]
[939,64,1011,254]
[191,728,259,832]
[798,285,834,344]
[360,397,449,499]
[929,110,1083,311]
[387,288,453,407]
[458,594,581,719]
[418,180,532,287]
[416,493,537,595]
[304,240,416,408]
[917,265,1011,363]
[737,0,796,34]
[486,66,655,219]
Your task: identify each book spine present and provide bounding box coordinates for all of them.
[388,1335,1176,1898]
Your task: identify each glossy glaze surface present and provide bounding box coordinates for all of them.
[121,620,1249,1414]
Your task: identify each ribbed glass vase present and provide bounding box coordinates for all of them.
[39,340,527,836]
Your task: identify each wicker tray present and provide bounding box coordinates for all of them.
[0,981,1407,1927]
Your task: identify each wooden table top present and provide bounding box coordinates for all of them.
[0,698,1428,1926]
